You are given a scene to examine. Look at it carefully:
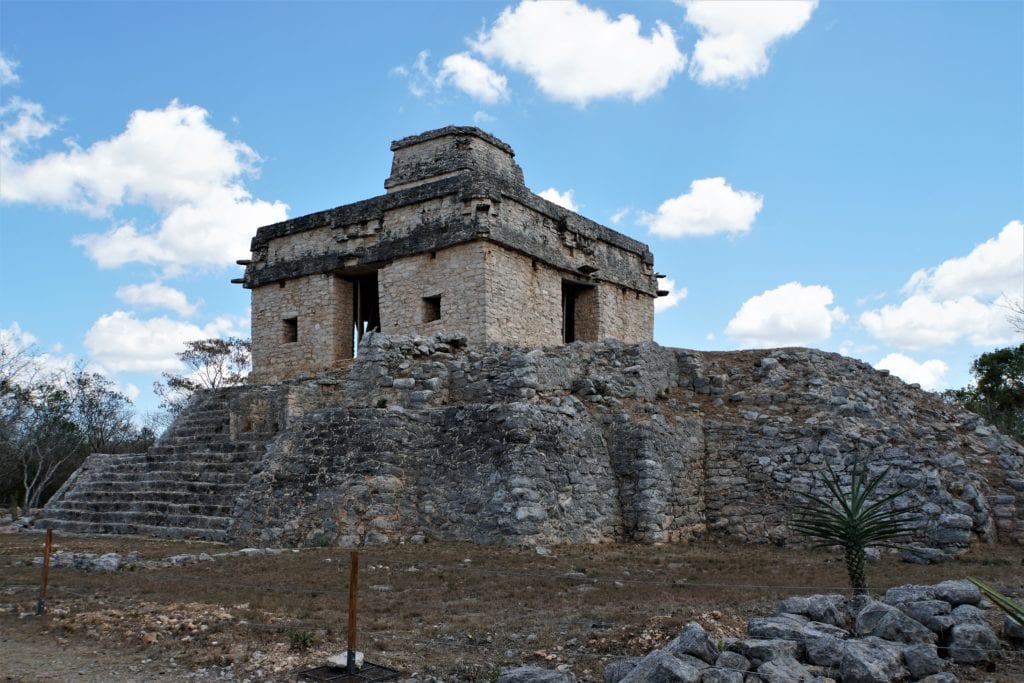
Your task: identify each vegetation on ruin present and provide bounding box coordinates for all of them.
[152,337,251,429]
[791,456,919,595]
[943,343,1024,444]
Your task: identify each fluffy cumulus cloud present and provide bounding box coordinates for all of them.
[640,177,763,237]
[437,53,509,103]
[726,281,846,347]
[472,0,686,106]
[538,187,577,212]
[684,0,818,85]
[904,221,1023,300]
[655,277,688,313]
[1,99,287,270]
[115,282,198,317]
[860,294,1016,350]
[84,311,246,373]
[860,222,1022,349]
[874,353,948,391]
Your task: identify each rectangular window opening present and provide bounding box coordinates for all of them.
[283,317,298,343]
[423,295,442,323]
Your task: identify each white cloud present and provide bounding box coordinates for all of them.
[684,0,818,85]
[1,99,288,270]
[116,282,198,316]
[860,222,1023,350]
[609,208,630,225]
[0,53,18,85]
[903,221,1023,299]
[859,294,1016,350]
[655,277,688,313]
[473,110,496,125]
[0,97,56,160]
[437,53,509,103]
[640,177,763,237]
[874,353,947,390]
[122,383,141,401]
[0,322,75,382]
[538,187,577,212]
[472,0,686,106]
[726,281,846,347]
[83,311,246,373]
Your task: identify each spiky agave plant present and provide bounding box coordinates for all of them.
[791,456,919,595]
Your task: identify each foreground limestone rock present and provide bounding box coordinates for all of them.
[40,335,1024,551]
[604,580,1013,682]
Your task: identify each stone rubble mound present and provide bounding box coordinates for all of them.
[585,579,1019,683]
[39,334,1024,551]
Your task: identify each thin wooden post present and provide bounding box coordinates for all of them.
[346,549,359,674]
[36,528,53,615]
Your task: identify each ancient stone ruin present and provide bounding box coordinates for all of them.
[39,128,1024,559]
[240,126,660,383]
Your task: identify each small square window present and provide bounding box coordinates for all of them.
[283,317,298,343]
[423,296,441,323]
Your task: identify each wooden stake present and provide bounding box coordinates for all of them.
[346,549,359,674]
[36,528,53,615]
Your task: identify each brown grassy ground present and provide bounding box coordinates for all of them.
[1,531,1022,682]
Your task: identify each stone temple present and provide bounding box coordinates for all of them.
[38,128,1024,556]
[240,126,663,384]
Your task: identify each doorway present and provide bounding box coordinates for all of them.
[562,280,596,343]
[352,272,380,355]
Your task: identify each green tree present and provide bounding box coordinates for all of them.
[152,337,251,429]
[943,343,1024,443]
[791,456,919,595]
[0,347,148,512]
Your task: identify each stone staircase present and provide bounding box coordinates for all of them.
[38,388,278,542]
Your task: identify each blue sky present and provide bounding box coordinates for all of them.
[1,0,1021,418]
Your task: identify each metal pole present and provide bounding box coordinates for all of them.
[36,528,53,615]
[346,549,359,674]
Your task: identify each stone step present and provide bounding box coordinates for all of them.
[98,457,262,474]
[76,471,255,487]
[38,509,233,530]
[47,500,235,517]
[55,488,244,505]
[36,518,230,542]
[100,450,263,466]
[64,480,247,496]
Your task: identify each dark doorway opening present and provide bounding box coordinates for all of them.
[562,280,596,343]
[352,272,380,355]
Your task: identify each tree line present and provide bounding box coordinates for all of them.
[1,337,250,516]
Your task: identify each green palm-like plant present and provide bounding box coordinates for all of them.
[968,576,1024,626]
[791,456,919,595]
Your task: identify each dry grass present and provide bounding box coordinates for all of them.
[2,531,1022,681]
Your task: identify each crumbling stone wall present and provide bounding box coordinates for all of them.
[228,334,1024,552]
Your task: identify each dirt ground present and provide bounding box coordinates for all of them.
[1,530,1022,682]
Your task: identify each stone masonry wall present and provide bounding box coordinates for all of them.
[250,273,352,383]
[378,241,488,342]
[595,282,654,343]
[228,335,1024,553]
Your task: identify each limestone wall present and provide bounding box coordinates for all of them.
[379,242,488,342]
[250,273,352,383]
